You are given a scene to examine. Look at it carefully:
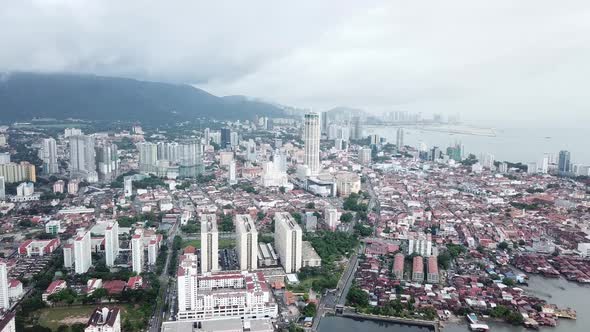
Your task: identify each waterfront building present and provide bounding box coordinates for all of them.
[84,307,121,332]
[131,232,144,274]
[358,148,372,165]
[274,212,302,274]
[0,161,36,183]
[41,138,59,174]
[236,214,258,271]
[427,256,439,284]
[558,150,571,174]
[0,261,9,310]
[393,253,404,280]
[396,128,404,149]
[74,230,92,274]
[104,221,119,267]
[412,256,424,282]
[63,244,73,268]
[69,135,98,182]
[304,113,321,175]
[200,214,219,274]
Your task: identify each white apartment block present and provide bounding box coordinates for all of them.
[303,113,321,175]
[235,214,258,271]
[104,221,119,267]
[131,232,144,274]
[177,250,277,322]
[200,214,219,274]
[0,262,9,310]
[74,230,92,274]
[408,232,433,257]
[274,212,303,274]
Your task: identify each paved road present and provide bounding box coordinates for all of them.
[150,217,179,332]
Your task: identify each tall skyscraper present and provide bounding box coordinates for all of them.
[352,116,362,140]
[131,232,144,274]
[137,142,158,174]
[274,212,302,273]
[0,261,9,310]
[321,112,329,135]
[0,152,9,165]
[558,150,571,174]
[200,214,219,274]
[0,176,5,201]
[303,113,321,175]
[95,143,119,181]
[41,138,59,174]
[235,214,258,271]
[178,139,204,178]
[104,221,119,267]
[246,139,257,162]
[228,160,237,185]
[396,128,404,149]
[69,135,97,182]
[74,229,92,274]
[358,148,372,165]
[220,128,231,148]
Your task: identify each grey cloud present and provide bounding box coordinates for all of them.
[1,0,590,127]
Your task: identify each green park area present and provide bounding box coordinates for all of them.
[36,304,146,331]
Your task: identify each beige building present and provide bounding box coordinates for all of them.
[0,162,36,183]
[335,172,361,197]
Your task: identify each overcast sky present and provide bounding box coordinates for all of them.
[2,0,590,127]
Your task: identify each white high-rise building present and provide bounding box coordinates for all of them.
[64,128,82,138]
[104,221,119,267]
[63,244,73,268]
[137,142,158,174]
[95,143,119,181]
[124,177,133,197]
[540,154,550,174]
[480,153,495,170]
[41,138,59,174]
[0,261,9,310]
[303,113,321,175]
[131,232,144,274]
[230,132,239,147]
[408,233,432,257]
[358,148,372,165]
[246,139,257,162]
[0,176,5,201]
[235,214,258,271]
[325,208,340,231]
[74,230,92,274]
[70,135,97,182]
[200,214,219,274]
[228,160,237,185]
[178,139,204,178]
[274,212,302,273]
[176,250,278,322]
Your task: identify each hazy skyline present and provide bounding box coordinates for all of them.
[2,0,590,127]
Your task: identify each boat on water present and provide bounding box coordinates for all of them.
[469,323,490,331]
[466,314,489,331]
